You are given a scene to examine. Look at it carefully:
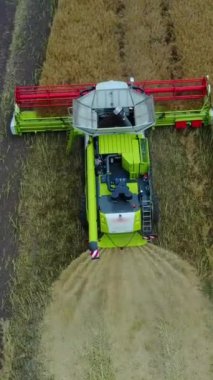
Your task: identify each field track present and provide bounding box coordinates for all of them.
[41,246,212,380]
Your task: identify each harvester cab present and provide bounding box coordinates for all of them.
[11,76,213,258]
[72,80,155,135]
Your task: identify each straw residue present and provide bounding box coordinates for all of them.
[40,246,213,380]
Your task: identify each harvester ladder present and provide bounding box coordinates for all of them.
[142,200,152,235]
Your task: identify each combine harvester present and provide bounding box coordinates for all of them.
[11,77,213,258]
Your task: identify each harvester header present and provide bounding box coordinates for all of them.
[12,76,212,136]
[15,76,208,108]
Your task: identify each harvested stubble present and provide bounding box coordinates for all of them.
[124,0,213,277]
[2,136,87,380]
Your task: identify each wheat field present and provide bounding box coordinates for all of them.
[2,1,213,379]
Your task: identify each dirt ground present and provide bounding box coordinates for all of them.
[40,246,213,380]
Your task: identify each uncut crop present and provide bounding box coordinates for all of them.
[41,0,122,84]
[171,0,213,80]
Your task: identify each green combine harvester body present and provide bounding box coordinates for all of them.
[11,77,213,258]
[86,133,150,251]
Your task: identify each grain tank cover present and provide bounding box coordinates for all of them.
[72,80,155,135]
